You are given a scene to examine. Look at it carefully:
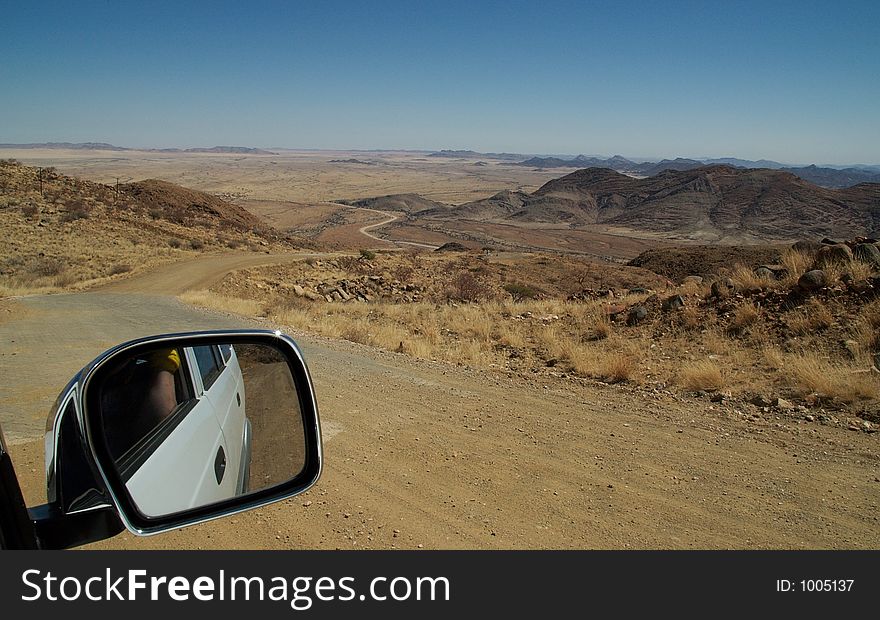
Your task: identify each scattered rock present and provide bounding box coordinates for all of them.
[662,294,685,311]
[797,269,827,292]
[773,397,794,409]
[626,305,648,325]
[293,284,305,296]
[749,394,772,408]
[681,276,703,286]
[815,243,853,266]
[754,266,775,280]
[853,243,880,269]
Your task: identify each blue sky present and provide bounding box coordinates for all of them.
[1,0,878,164]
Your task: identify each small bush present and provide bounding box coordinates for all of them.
[21,204,38,218]
[168,238,182,249]
[359,249,376,260]
[190,239,205,250]
[60,205,90,222]
[503,282,540,301]
[447,271,488,303]
[32,257,65,278]
[108,263,131,276]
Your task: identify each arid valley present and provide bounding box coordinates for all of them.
[1,146,878,549]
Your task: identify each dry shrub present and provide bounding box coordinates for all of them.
[31,257,65,278]
[786,354,879,402]
[678,306,702,331]
[847,260,874,283]
[730,264,767,292]
[679,360,724,391]
[503,282,540,301]
[190,239,205,250]
[853,299,880,352]
[729,302,760,333]
[54,271,79,288]
[108,263,131,276]
[598,352,636,383]
[168,237,182,249]
[762,346,785,370]
[447,271,488,303]
[779,249,813,288]
[786,299,833,335]
[21,204,38,218]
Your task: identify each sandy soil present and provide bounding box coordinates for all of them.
[2,255,878,549]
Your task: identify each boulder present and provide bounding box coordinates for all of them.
[662,294,685,311]
[681,276,703,286]
[853,243,880,269]
[293,284,305,297]
[797,269,827,292]
[710,279,736,299]
[626,305,648,325]
[815,243,853,266]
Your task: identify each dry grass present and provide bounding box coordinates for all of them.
[762,346,785,370]
[785,353,879,402]
[786,299,834,335]
[729,302,761,333]
[179,290,263,317]
[779,249,813,288]
[730,264,767,292]
[679,360,724,391]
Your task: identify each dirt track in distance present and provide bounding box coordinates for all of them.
[2,254,878,549]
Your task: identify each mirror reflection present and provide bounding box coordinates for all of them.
[96,342,306,517]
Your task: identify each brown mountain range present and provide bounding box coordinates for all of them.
[421,165,880,242]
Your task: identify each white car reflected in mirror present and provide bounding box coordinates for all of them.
[95,343,306,518]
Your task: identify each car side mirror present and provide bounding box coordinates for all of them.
[32,330,322,548]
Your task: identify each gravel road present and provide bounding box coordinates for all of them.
[2,254,877,549]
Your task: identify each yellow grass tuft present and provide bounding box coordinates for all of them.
[786,354,879,402]
[679,360,724,391]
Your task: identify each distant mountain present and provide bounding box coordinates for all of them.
[0,142,127,150]
[0,142,274,155]
[779,165,880,189]
[163,146,275,155]
[514,154,879,188]
[703,157,785,169]
[426,165,880,242]
[428,150,527,161]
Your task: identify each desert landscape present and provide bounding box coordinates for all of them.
[1,147,879,549]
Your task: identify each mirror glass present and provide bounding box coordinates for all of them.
[94,342,307,517]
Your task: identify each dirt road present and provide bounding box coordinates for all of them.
[352,207,439,250]
[2,255,878,549]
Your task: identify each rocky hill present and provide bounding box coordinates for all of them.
[344,193,449,214]
[429,166,880,242]
[516,156,880,188]
[0,160,302,293]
